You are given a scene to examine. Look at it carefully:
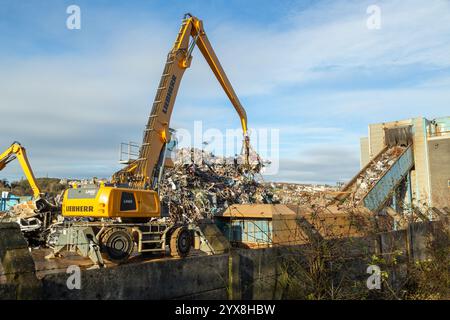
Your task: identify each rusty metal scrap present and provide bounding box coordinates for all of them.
[352,146,405,202]
[337,146,406,208]
[159,148,274,222]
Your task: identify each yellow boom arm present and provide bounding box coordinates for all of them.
[0,142,43,199]
[113,14,249,189]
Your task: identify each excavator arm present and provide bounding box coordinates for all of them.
[113,14,250,189]
[0,142,43,199]
[182,14,248,134]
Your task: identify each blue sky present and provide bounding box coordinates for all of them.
[0,0,449,184]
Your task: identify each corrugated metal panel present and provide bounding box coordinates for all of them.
[363,145,414,212]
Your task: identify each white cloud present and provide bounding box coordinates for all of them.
[197,0,450,97]
[265,145,360,184]
[1,0,449,183]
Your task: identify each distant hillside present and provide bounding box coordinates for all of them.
[0,177,67,197]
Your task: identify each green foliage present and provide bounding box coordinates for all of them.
[277,213,449,300]
[0,177,67,197]
[403,223,450,300]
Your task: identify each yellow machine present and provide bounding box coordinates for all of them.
[51,14,250,266]
[0,142,43,199]
[0,142,52,213]
[62,13,249,220]
[63,186,159,218]
[112,12,249,191]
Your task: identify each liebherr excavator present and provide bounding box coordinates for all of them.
[49,14,251,266]
[0,142,43,202]
[0,142,55,237]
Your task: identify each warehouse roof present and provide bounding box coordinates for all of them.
[218,204,296,218]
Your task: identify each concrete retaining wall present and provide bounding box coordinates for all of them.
[0,223,42,299]
[42,254,230,300]
[0,219,447,300]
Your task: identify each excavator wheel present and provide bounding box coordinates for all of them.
[169,226,191,258]
[100,227,134,264]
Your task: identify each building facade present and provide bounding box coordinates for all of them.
[360,116,449,209]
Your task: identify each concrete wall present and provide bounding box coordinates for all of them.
[360,137,370,168]
[411,117,431,207]
[234,247,283,300]
[367,119,414,158]
[43,254,230,300]
[1,218,448,300]
[427,136,450,208]
[361,117,450,208]
[0,223,42,299]
[40,248,286,300]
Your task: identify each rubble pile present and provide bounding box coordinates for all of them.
[4,201,38,219]
[350,146,405,203]
[159,148,274,222]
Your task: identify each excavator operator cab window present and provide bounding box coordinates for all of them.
[67,187,99,199]
[167,139,177,152]
[120,192,137,211]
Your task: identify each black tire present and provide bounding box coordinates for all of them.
[100,228,134,263]
[169,226,191,258]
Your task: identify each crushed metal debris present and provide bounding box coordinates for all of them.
[1,146,411,239]
[336,146,406,207]
[159,148,275,222]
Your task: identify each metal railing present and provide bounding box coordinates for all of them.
[118,142,140,164]
[428,129,450,138]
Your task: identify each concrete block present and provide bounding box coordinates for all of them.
[198,219,230,254]
[0,222,42,300]
[2,249,36,274]
[0,223,28,253]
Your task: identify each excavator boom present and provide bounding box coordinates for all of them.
[56,15,251,264]
[0,142,42,199]
[186,15,248,134]
[112,14,249,189]
[63,14,250,222]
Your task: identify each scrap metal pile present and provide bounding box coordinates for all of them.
[159,148,275,222]
[343,146,406,205]
[266,182,338,207]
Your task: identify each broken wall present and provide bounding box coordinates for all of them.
[427,136,450,208]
